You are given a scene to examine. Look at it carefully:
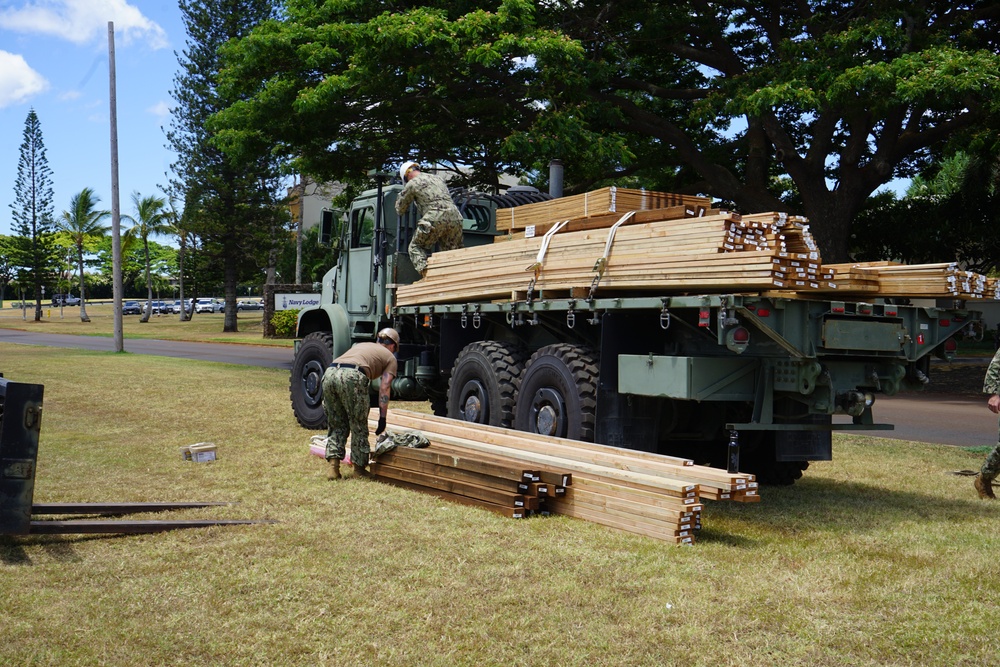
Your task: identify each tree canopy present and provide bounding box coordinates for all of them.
[167,0,287,332]
[213,1,1000,262]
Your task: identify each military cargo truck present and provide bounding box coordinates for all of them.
[289,176,982,484]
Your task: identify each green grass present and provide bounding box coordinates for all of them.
[0,302,291,346]
[2,344,1000,665]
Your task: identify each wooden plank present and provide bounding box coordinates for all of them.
[379,411,752,490]
[370,462,530,508]
[560,486,702,525]
[376,450,526,495]
[375,443,530,484]
[377,412,710,495]
[375,476,528,519]
[496,187,713,231]
[548,498,696,544]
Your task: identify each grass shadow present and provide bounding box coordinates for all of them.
[698,474,996,544]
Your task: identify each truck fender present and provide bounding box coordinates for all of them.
[297,304,351,358]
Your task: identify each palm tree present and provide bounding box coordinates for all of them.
[56,187,109,322]
[163,197,194,321]
[123,192,170,323]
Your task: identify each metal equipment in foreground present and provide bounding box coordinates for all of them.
[0,375,271,536]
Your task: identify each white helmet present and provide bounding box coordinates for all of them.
[399,161,419,182]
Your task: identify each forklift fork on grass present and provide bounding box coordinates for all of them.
[0,375,271,536]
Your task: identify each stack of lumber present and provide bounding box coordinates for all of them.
[496,186,712,233]
[396,210,830,305]
[370,440,568,519]
[499,204,721,241]
[361,409,759,545]
[819,261,994,299]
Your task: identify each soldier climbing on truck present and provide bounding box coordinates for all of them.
[395,160,464,276]
[288,170,985,486]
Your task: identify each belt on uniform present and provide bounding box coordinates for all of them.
[329,363,359,370]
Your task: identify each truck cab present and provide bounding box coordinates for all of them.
[291,178,532,428]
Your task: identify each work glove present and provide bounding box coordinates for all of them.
[376,416,387,435]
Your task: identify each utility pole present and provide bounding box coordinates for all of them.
[108,21,124,352]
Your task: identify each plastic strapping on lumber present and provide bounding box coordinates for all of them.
[609,185,616,213]
[525,219,570,277]
[592,211,636,276]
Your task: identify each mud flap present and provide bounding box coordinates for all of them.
[775,413,833,462]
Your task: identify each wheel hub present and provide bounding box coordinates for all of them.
[303,360,324,408]
[459,379,488,423]
[530,388,565,437]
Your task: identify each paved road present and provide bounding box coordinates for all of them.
[3,329,995,446]
[0,329,293,370]
[836,393,996,447]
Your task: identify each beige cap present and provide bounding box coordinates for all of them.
[377,328,400,345]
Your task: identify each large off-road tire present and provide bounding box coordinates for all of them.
[448,341,525,427]
[290,332,333,429]
[429,392,449,417]
[738,432,810,486]
[513,343,598,441]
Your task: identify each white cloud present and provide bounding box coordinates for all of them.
[0,50,49,108]
[0,0,168,49]
[147,99,170,122]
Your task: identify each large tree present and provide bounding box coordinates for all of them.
[56,187,110,322]
[166,0,286,333]
[8,108,60,320]
[213,1,1000,263]
[853,146,1000,273]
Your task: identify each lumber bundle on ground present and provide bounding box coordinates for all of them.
[360,409,759,545]
[396,210,830,306]
[371,445,558,519]
[495,186,712,232]
[819,261,993,299]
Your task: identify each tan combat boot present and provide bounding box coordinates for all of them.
[974,474,995,500]
[352,464,372,479]
[327,459,341,480]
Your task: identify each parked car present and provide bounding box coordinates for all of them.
[237,299,264,312]
[122,301,141,315]
[195,298,223,314]
[172,299,193,314]
[51,294,81,306]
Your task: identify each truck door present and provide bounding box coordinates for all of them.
[346,204,376,316]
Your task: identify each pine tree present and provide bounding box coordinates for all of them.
[166,0,285,333]
[9,108,60,321]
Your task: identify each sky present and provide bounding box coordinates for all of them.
[0,0,183,236]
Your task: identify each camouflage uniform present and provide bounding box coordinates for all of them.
[980,346,1000,482]
[322,367,372,467]
[395,172,463,274]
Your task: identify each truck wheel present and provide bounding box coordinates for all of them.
[290,331,333,429]
[514,344,598,441]
[738,433,809,485]
[429,392,448,417]
[448,341,525,427]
